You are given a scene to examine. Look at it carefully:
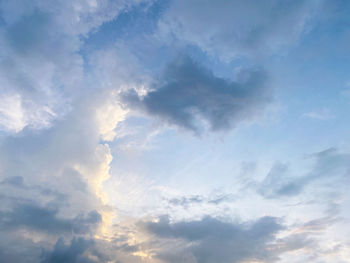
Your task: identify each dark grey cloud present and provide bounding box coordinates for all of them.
[40,235,143,263]
[142,215,286,263]
[137,214,328,263]
[0,234,42,263]
[40,237,96,263]
[259,148,350,198]
[123,56,271,133]
[0,202,101,235]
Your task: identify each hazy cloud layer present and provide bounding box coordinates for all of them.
[158,0,322,60]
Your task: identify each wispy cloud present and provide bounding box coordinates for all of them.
[302,108,334,120]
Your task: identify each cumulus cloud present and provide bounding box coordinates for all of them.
[158,0,322,60]
[122,56,271,133]
[0,0,146,133]
[0,88,129,261]
[0,1,149,261]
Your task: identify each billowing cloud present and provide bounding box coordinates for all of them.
[122,56,271,133]
[0,1,146,261]
[0,88,128,261]
[0,83,173,263]
[0,0,146,133]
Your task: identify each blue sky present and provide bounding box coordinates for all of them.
[0,0,350,262]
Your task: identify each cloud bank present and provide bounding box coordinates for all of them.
[141,215,312,263]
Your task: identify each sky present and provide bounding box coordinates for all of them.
[0,0,350,262]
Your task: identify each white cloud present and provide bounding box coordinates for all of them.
[302,108,334,120]
[0,0,148,134]
[0,93,26,132]
[95,93,128,142]
[158,0,322,60]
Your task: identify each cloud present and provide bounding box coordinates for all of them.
[0,1,147,260]
[166,193,234,209]
[0,233,42,263]
[158,0,322,60]
[0,93,28,133]
[259,148,350,198]
[122,56,271,133]
[0,0,147,133]
[40,234,146,263]
[258,162,304,198]
[0,202,101,235]
[140,215,312,263]
[302,108,334,120]
[40,237,96,263]
[0,88,129,261]
[167,195,204,207]
[0,1,348,262]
